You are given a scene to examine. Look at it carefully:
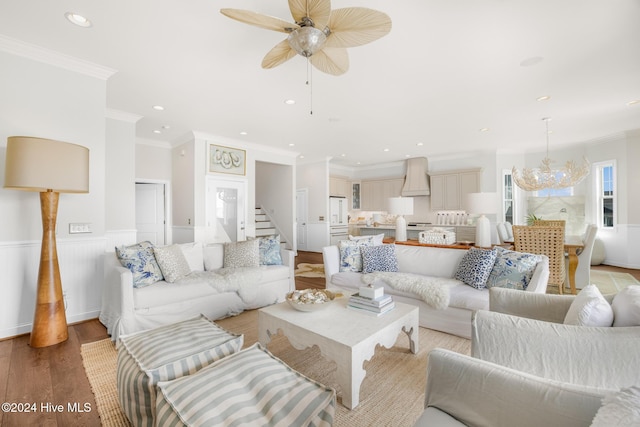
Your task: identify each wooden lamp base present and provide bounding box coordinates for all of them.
[30,191,68,348]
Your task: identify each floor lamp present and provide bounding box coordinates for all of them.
[466,192,497,248]
[4,136,89,347]
[388,197,413,242]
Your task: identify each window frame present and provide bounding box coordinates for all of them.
[501,169,516,224]
[593,160,616,229]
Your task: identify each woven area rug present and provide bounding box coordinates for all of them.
[294,263,325,278]
[546,270,639,295]
[81,312,470,427]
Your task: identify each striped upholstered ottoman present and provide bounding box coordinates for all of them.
[117,315,244,427]
[155,343,336,426]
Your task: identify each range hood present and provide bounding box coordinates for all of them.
[401,157,430,196]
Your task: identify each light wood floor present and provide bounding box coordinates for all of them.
[0,250,637,426]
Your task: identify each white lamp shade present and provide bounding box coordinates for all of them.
[4,136,89,193]
[388,197,414,215]
[466,192,497,214]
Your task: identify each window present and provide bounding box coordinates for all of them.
[501,170,515,224]
[535,172,574,197]
[595,161,616,228]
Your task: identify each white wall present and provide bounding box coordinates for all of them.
[256,161,295,248]
[106,113,137,233]
[297,159,330,251]
[136,139,172,181]
[0,48,112,338]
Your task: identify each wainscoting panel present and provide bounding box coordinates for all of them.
[0,237,107,339]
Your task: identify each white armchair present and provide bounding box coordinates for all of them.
[496,221,514,244]
[472,287,640,390]
[413,348,610,427]
[566,224,598,289]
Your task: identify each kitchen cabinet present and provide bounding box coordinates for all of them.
[360,178,404,211]
[430,169,481,211]
[329,176,350,197]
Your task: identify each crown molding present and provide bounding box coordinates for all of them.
[0,34,117,80]
[105,108,142,123]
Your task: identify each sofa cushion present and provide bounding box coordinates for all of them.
[362,244,399,273]
[224,240,259,268]
[116,241,164,288]
[203,244,224,271]
[486,247,541,291]
[611,285,640,327]
[256,235,283,265]
[454,247,498,290]
[591,386,640,427]
[179,242,204,272]
[339,238,375,272]
[153,244,192,283]
[564,284,614,327]
[133,274,223,309]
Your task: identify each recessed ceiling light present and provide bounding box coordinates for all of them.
[341,153,346,157]
[162,125,171,129]
[383,148,390,152]
[520,56,544,67]
[416,142,424,146]
[479,127,490,132]
[64,12,92,28]
[284,99,296,105]
[153,130,161,134]
[239,131,248,135]
[537,95,551,101]
[288,143,295,147]
[628,100,640,106]
[405,154,411,158]
[152,105,164,111]
[299,155,305,159]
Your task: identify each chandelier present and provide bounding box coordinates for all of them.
[512,118,590,191]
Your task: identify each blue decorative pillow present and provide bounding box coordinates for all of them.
[257,235,283,266]
[486,247,541,290]
[116,241,164,288]
[362,244,399,273]
[454,247,498,289]
[338,238,374,272]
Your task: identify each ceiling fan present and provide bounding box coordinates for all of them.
[220,0,392,76]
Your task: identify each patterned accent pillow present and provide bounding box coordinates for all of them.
[223,240,260,268]
[454,247,498,289]
[486,246,541,290]
[257,235,283,266]
[338,238,374,272]
[153,244,192,283]
[362,244,399,273]
[115,241,164,288]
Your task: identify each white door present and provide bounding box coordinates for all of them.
[296,189,308,251]
[206,178,246,242]
[136,183,166,245]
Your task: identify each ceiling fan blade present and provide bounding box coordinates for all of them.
[288,0,331,29]
[262,40,298,69]
[220,8,299,33]
[310,48,349,76]
[324,8,392,48]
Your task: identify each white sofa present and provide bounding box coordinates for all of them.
[323,244,549,338]
[101,242,295,341]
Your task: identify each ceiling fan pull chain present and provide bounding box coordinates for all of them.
[307,57,313,115]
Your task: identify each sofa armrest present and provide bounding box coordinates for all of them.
[101,252,136,341]
[471,310,640,390]
[280,248,295,292]
[524,255,549,294]
[489,287,574,323]
[421,348,608,427]
[322,245,340,287]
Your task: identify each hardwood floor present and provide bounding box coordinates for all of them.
[0,250,635,426]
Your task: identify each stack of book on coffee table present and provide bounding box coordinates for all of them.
[347,286,395,316]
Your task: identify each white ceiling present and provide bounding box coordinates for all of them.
[1,0,639,167]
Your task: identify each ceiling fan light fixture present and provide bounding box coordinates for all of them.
[287,26,327,57]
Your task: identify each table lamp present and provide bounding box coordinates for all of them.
[466,192,497,248]
[4,136,89,347]
[388,197,413,242]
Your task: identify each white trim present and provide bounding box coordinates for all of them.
[0,33,117,80]
[106,108,142,123]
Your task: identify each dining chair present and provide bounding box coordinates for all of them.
[512,225,566,293]
[532,219,566,229]
[565,224,598,289]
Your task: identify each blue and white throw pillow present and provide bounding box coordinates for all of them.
[257,235,283,266]
[116,241,164,288]
[339,238,375,272]
[486,246,541,290]
[454,247,498,289]
[362,244,399,273]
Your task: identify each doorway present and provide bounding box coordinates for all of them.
[206,177,247,242]
[296,188,308,251]
[135,182,167,245]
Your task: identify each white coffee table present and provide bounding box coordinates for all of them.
[258,295,419,409]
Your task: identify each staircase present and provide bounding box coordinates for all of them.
[255,207,277,237]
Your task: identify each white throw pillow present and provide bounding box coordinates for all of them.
[349,233,385,245]
[611,285,640,327]
[590,386,640,427]
[179,242,204,272]
[203,243,224,271]
[564,284,614,327]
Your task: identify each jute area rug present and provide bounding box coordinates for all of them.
[546,270,639,295]
[81,309,470,427]
[294,263,325,278]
